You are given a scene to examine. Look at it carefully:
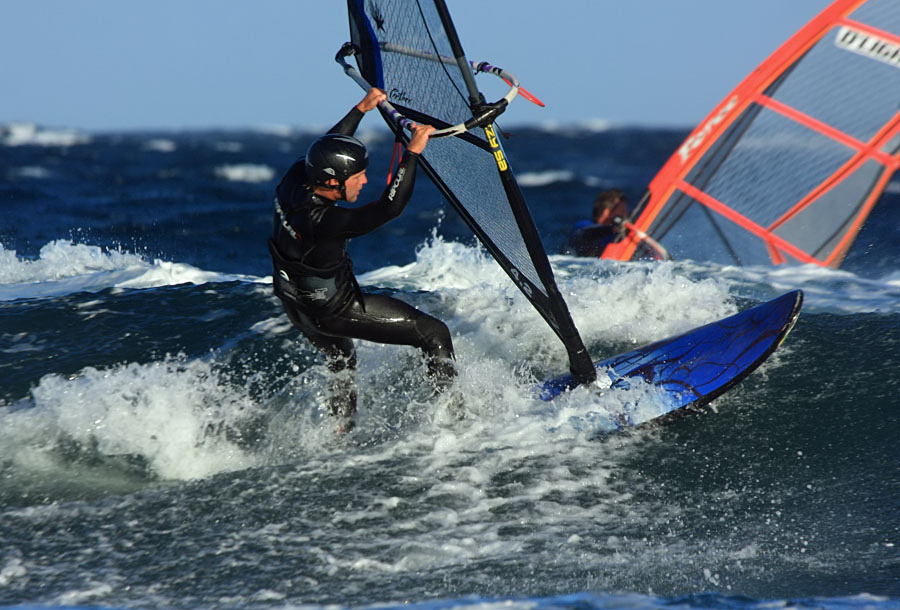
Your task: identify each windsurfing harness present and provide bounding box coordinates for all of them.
[269,110,422,315]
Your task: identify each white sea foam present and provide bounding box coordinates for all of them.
[516,169,576,187]
[142,138,176,152]
[532,119,616,134]
[6,165,52,179]
[3,235,895,487]
[0,356,261,481]
[1,122,90,147]
[250,123,297,137]
[675,259,900,314]
[363,236,735,353]
[357,237,899,451]
[0,240,264,301]
[0,557,26,587]
[214,163,276,183]
[347,236,741,448]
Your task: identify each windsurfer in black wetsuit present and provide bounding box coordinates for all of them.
[268,88,455,432]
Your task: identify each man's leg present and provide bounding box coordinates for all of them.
[283,304,358,425]
[319,293,456,392]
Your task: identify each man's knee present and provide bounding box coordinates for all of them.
[415,315,454,360]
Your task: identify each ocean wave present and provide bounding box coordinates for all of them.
[1,122,91,147]
[141,138,176,152]
[5,165,53,180]
[324,591,900,610]
[671,259,900,314]
[0,240,263,301]
[363,236,735,350]
[4,236,895,317]
[213,163,276,183]
[516,169,577,187]
[1,355,261,481]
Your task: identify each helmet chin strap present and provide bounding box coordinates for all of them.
[315,180,347,201]
[324,175,348,200]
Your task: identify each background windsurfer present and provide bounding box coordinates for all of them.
[567,188,629,257]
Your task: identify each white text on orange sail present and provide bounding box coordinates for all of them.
[678,96,738,164]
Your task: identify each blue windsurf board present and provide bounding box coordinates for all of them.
[539,290,803,427]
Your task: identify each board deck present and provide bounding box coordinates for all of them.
[539,290,803,426]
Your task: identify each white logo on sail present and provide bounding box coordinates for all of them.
[835,26,900,69]
[678,96,738,164]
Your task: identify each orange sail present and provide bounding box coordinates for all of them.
[602,0,900,268]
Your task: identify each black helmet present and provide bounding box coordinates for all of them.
[305,134,368,187]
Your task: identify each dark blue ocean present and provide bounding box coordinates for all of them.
[1,121,899,610]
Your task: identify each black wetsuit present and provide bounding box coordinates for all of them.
[268,107,455,421]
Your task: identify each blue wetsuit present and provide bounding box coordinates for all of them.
[567,220,618,257]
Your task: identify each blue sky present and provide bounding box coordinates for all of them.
[2,1,830,131]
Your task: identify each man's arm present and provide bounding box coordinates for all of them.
[328,88,387,135]
[319,124,435,237]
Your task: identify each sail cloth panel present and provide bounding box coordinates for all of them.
[347,0,594,380]
[349,0,549,297]
[602,0,900,268]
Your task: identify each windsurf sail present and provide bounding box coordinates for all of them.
[343,0,596,383]
[602,0,900,268]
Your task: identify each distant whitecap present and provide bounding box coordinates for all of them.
[0,122,90,147]
[214,163,275,183]
[516,170,575,187]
